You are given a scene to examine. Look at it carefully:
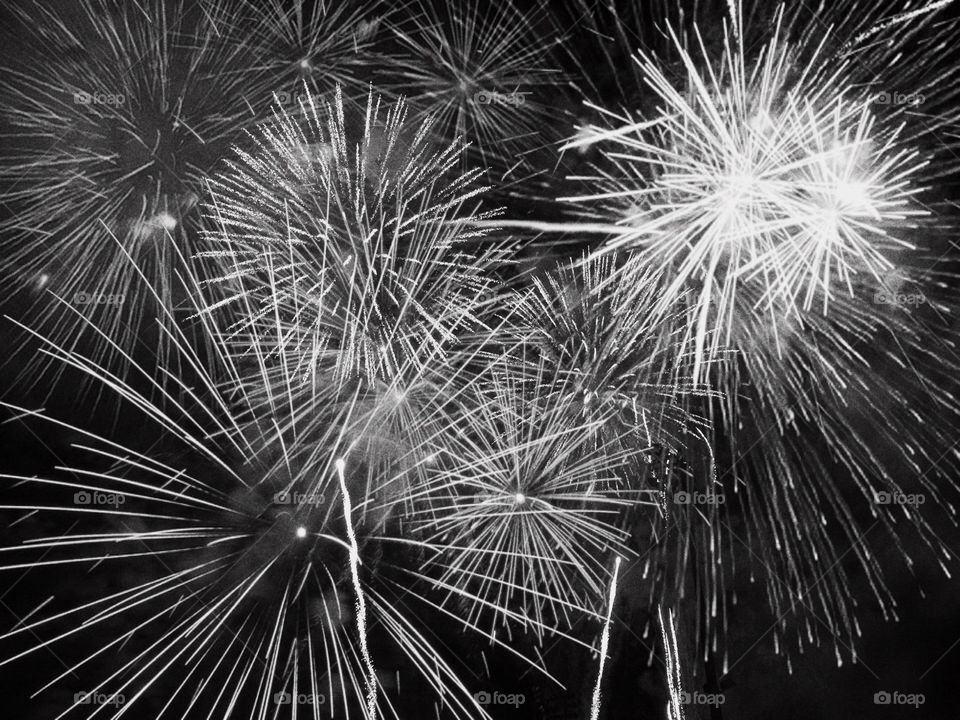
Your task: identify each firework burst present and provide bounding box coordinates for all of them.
[221,0,389,114]
[0,255,565,719]
[377,0,565,173]
[200,86,518,502]
[401,361,651,638]
[513,0,960,670]
[563,6,936,376]
[0,0,258,388]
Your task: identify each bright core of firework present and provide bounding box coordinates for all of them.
[295,525,307,538]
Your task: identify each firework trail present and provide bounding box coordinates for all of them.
[589,555,621,720]
[337,457,379,719]
[660,606,685,720]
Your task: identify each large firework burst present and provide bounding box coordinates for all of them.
[564,6,935,374]
[521,0,960,672]
[0,252,572,719]
[200,86,518,498]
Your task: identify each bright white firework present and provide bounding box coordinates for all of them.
[562,7,930,377]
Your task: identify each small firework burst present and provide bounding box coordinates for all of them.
[223,0,389,114]
[507,253,708,452]
[378,0,565,171]
[0,0,258,386]
[402,361,651,638]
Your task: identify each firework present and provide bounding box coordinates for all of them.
[199,86,518,504]
[507,252,709,452]
[563,6,934,376]
[377,0,565,173]
[518,0,960,670]
[0,0,260,389]
[0,254,565,719]
[221,0,389,114]
[401,361,650,637]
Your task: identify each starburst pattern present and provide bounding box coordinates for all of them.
[0,0,257,387]
[378,0,564,170]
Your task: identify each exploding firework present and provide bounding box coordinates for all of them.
[563,6,936,374]
[221,0,389,114]
[200,86,518,501]
[0,0,259,387]
[0,256,569,719]
[402,361,651,638]
[506,253,708,453]
[377,0,565,174]
[512,0,960,670]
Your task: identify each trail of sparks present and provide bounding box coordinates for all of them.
[660,606,685,720]
[589,555,621,720]
[337,457,378,719]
